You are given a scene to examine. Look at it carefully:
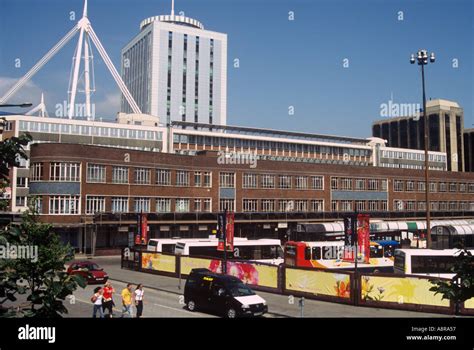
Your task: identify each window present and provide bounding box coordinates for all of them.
[257,199,273,212]
[49,195,80,214]
[355,179,365,191]
[243,173,258,189]
[112,166,129,184]
[219,172,235,188]
[50,162,80,182]
[331,178,339,190]
[155,198,171,213]
[33,197,43,214]
[430,182,437,192]
[156,169,171,185]
[331,200,338,211]
[86,196,105,214]
[406,181,415,192]
[243,199,258,212]
[439,182,447,192]
[261,174,275,189]
[87,164,106,183]
[176,170,190,186]
[194,172,202,187]
[368,179,379,191]
[311,176,324,190]
[380,179,387,191]
[134,197,150,213]
[355,200,365,211]
[279,175,292,189]
[393,180,404,192]
[418,181,426,192]
[111,197,128,213]
[310,200,324,212]
[449,183,457,192]
[203,198,212,212]
[15,196,26,207]
[341,200,352,212]
[30,163,43,181]
[203,172,212,187]
[134,168,151,184]
[16,177,27,188]
[368,200,378,211]
[341,178,352,190]
[176,198,190,212]
[295,176,308,189]
[418,201,426,211]
[406,201,416,211]
[219,199,235,212]
[295,200,307,212]
[394,200,404,211]
[194,199,203,212]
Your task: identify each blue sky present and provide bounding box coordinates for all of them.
[0,0,472,137]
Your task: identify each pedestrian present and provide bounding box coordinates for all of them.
[91,287,104,318]
[134,284,144,318]
[102,281,115,318]
[121,283,133,318]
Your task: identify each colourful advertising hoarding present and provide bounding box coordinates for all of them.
[141,253,176,273]
[285,268,351,299]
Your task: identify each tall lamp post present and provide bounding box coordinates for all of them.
[410,49,435,248]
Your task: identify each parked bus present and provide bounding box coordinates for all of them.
[174,239,284,265]
[147,238,204,253]
[284,241,393,272]
[394,248,474,278]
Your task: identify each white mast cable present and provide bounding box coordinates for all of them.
[68,24,85,119]
[171,0,175,16]
[86,25,141,114]
[84,33,92,120]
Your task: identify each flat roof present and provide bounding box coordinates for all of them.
[172,121,368,145]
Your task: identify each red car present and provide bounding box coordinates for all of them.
[67,261,109,284]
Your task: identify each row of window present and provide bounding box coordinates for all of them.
[393,180,474,193]
[242,199,324,212]
[242,174,324,190]
[18,121,162,141]
[330,177,388,191]
[381,150,446,163]
[393,200,474,212]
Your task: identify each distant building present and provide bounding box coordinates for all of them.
[372,99,465,172]
[465,128,474,172]
[120,11,227,127]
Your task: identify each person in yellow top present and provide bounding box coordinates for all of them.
[121,283,134,318]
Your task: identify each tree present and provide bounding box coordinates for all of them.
[0,123,85,317]
[0,118,32,211]
[429,247,474,315]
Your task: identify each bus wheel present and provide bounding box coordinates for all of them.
[226,308,237,319]
[187,300,197,312]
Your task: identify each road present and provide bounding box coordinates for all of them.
[64,256,450,318]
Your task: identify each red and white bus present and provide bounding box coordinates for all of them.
[284,241,394,272]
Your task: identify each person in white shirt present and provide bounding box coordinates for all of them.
[134,284,144,318]
[91,287,104,318]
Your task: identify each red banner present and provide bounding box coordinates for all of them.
[225,212,234,252]
[357,214,370,263]
[141,213,148,244]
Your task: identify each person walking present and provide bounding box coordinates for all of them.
[91,287,104,318]
[121,283,133,318]
[134,284,144,318]
[102,281,115,318]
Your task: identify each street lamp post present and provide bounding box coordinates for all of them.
[410,49,435,248]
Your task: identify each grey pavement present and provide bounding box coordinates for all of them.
[85,256,451,318]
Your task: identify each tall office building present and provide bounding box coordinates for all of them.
[464,128,474,172]
[120,9,227,126]
[372,99,465,172]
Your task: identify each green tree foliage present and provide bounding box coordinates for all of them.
[429,248,474,314]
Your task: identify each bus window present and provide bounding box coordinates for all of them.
[370,245,384,258]
[286,245,296,257]
[394,253,405,272]
[304,247,311,260]
[312,247,321,260]
[412,256,456,274]
[161,244,175,254]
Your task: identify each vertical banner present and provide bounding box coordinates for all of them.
[217,212,226,251]
[141,213,148,244]
[135,213,142,245]
[357,214,370,263]
[343,215,356,261]
[226,212,235,252]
